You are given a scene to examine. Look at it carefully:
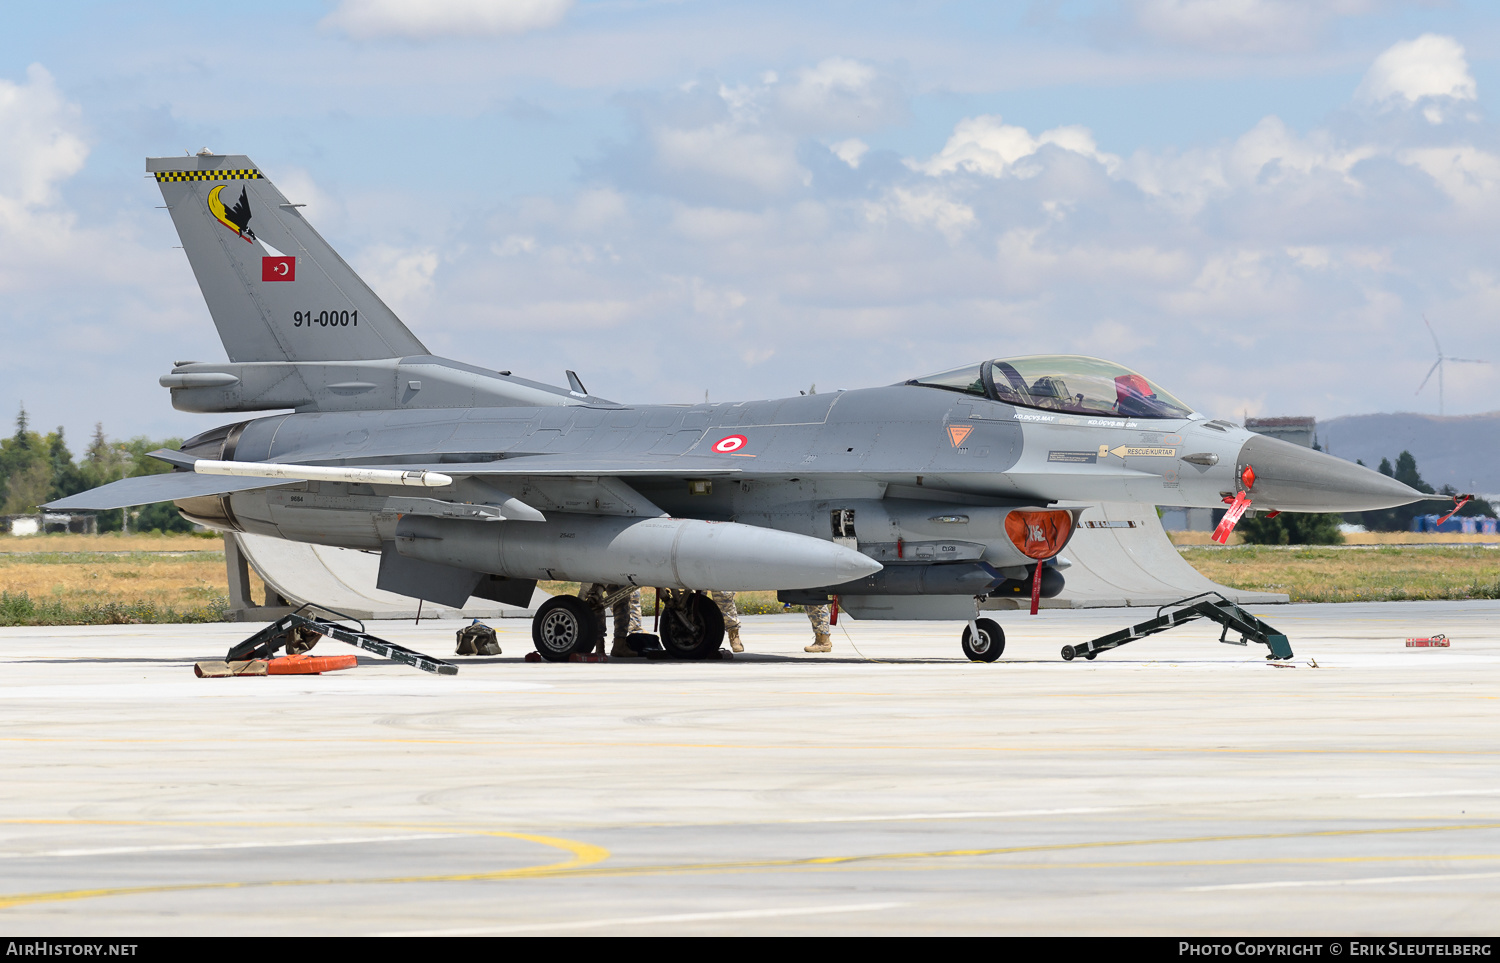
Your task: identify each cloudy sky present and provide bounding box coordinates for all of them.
[3,0,1499,447]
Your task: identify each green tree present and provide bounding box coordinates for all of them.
[1361,451,1435,532]
[45,428,85,503]
[75,426,184,532]
[1239,511,1346,545]
[0,406,48,514]
[135,500,195,534]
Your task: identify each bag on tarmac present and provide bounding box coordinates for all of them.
[456,622,501,656]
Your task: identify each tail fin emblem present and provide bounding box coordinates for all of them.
[207,184,256,243]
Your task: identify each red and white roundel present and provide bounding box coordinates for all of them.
[713,434,748,454]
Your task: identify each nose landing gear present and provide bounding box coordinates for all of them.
[961,617,1005,662]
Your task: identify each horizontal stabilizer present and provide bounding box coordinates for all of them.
[44,473,304,511]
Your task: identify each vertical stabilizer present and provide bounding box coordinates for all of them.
[149,153,428,363]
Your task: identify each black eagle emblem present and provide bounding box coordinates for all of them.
[222,186,256,240]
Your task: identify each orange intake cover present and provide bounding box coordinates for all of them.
[1004,509,1074,560]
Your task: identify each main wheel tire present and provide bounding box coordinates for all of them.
[532,596,602,662]
[961,618,1005,662]
[659,592,726,659]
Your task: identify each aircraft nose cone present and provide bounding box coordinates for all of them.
[1236,434,1426,512]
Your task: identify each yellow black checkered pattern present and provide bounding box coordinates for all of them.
[154,169,261,182]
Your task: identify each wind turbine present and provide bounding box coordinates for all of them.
[1415,316,1488,415]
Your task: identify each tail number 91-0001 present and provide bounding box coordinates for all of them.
[294,309,358,328]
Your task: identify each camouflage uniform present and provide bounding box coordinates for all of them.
[578,583,642,656]
[804,603,832,653]
[711,590,743,652]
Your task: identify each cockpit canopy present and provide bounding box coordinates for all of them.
[909,355,1193,420]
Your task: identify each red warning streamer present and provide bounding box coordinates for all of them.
[1435,494,1473,527]
[1030,562,1043,615]
[1212,491,1253,544]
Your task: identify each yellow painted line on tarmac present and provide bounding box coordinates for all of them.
[0,830,608,910]
[4,820,1498,910]
[529,822,1500,883]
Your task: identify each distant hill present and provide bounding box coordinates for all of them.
[1318,412,1500,495]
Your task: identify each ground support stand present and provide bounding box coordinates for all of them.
[1062,592,1293,662]
[226,606,459,676]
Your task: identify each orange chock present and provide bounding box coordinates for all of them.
[267,652,358,675]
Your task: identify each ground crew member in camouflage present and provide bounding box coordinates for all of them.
[711,591,743,652]
[577,583,642,657]
[804,603,833,653]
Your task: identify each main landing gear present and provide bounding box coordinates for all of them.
[531,595,602,662]
[656,589,725,659]
[529,588,726,661]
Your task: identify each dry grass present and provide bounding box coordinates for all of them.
[0,542,269,624]
[0,532,222,553]
[1179,544,1500,602]
[1168,530,1498,546]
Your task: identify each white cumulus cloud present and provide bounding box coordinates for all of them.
[1357,34,1476,118]
[354,245,440,311]
[911,116,1119,179]
[0,65,88,209]
[323,0,574,40]
[774,58,907,134]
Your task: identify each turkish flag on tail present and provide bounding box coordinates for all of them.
[262,256,295,282]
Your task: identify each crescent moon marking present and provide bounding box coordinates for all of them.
[206,183,254,242]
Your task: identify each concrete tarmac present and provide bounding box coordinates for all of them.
[0,601,1497,936]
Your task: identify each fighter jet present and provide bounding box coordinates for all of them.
[51,154,1432,661]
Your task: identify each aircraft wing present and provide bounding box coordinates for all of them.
[223,449,746,478]
[384,455,744,477]
[44,472,309,510]
[47,453,747,513]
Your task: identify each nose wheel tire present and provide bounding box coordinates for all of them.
[961,618,1005,662]
[532,596,603,662]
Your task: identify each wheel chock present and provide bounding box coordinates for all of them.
[268,653,358,675]
[567,652,609,663]
[194,660,268,678]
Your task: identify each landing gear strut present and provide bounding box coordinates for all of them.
[657,589,725,659]
[961,617,1005,662]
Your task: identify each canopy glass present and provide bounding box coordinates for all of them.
[909,355,1193,420]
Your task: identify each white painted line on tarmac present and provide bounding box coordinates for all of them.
[800,806,1121,823]
[0,833,459,859]
[1186,871,1500,892]
[383,901,908,936]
